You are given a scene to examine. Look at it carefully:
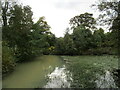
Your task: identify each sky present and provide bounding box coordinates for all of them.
[20,0,100,37]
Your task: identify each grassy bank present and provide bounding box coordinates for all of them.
[61,55,118,88]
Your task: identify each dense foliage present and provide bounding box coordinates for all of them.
[93,0,120,55]
[1,2,54,74]
[54,12,117,55]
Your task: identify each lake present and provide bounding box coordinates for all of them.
[3,55,66,88]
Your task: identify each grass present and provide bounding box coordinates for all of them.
[61,55,118,88]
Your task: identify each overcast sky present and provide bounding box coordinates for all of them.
[20,0,99,37]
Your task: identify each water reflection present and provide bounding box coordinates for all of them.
[45,66,118,88]
[44,65,72,88]
[95,70,117,88]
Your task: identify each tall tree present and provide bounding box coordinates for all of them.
[93,0,120,54]
[93,28,105,48]
[8,4,33,61]
[1,1,9,41]
[70,12,96,30]
[92,0,119,26]
[31,16,51,55]
[72,26,93,54]
[64,32,76,55]
[1,0,18,40]
[1,1,8,27]
[55,37,65,55]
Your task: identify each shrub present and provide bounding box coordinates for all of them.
[2,46,16,75]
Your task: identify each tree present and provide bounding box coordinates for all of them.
[92,0,119,26]
[31,16,51,55]
[64,32,76,55]
[7,4,33,61]
[1,1,9,41]
[72,26,93,55]
[55,37,65,55]
[93,0,120,55]
[1,0,18,40]
[46,33,56,54]
[93,28,105,47]
[1,1,8,27]
[70,12,96,30]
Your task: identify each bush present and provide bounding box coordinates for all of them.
[2,46,16,75]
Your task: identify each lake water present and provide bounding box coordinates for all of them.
[2,55,66,88]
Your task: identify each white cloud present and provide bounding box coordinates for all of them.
[20,0,99,37]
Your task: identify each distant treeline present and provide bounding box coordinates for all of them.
[1,1,119,75]
[54,27,117,55]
